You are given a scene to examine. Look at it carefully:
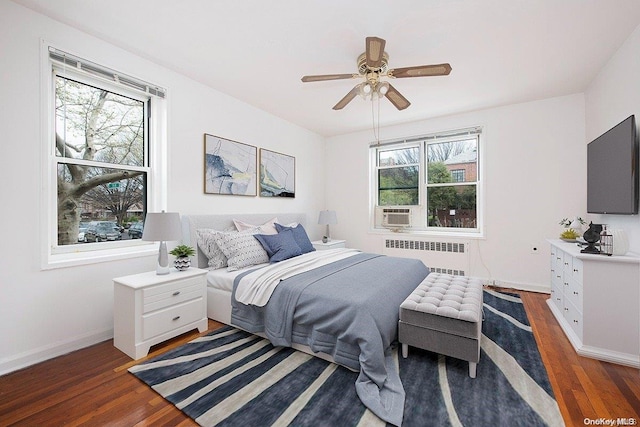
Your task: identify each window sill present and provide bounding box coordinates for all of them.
[368,227,485,240]
[43,241,158,270]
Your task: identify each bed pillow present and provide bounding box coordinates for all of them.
[233,217,278,235]
[213,228,269,271]
[254,229,303,263]
[274,223,315,254]
[196,228,229,269]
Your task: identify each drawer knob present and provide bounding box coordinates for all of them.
[564,282,569,286]
[173,291,181,296]
[564,307,569,311]
[573,268,578,273]
[573,291,579,295]
[564,262,569,266]
[172,316,181,321]
[573,320,579,324]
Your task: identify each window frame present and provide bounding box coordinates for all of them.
[40,41,168,269]
[370,128,483,237]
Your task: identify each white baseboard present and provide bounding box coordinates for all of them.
[578,344,640,368]
[0,328,113,376]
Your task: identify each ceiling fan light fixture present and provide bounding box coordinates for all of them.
[359,82,373,99]
[377,81,389,96]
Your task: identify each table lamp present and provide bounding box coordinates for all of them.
[142,211,182,275]
[318,210,337,242]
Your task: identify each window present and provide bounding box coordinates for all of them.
[371,128,482,234]
[377,146,419,205]
[450,169,465,182]
[44,46,166,265]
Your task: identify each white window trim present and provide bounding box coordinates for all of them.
[369,126,485,239]
[39,40,168,270]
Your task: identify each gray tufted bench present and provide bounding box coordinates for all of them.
[399,272,483,378]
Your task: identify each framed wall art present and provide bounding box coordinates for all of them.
[204,134,257,196]
[259,149,295,198]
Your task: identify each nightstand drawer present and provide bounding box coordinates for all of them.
[142,298,204,340]
[143,276,203,313]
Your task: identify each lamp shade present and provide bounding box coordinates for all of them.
[142,212,182,242]
[318,210,337,225]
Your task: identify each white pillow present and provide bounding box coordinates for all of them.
[213,228,269,271]
[196,228,230,269]
[233,217,278,235]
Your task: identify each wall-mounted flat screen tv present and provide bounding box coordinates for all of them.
[587,115,638,215]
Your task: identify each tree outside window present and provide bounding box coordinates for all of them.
[55,76,148,246]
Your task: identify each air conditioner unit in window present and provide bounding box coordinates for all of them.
[382,208,412,228]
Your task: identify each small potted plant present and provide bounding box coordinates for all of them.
[169,245,196,271]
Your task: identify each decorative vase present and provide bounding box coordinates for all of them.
[174,256,191,271]
[611,229,629,256]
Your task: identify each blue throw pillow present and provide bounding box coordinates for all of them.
[274,223,315,254]
[254,229,304,263]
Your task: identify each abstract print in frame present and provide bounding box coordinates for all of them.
[259,149,295,198]
[204,134,257,196]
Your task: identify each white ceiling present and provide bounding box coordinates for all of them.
[14,0,640,137]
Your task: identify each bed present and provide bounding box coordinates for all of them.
[181,213,430,425]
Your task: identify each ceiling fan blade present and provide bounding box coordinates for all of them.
[365,36,386,69]
[389,63,452,78]
[333,85,360,110]
[385,84,411,110]
[301,73,356,82]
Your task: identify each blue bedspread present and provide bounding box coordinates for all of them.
[231,253,429,426]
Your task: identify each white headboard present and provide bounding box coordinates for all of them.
[181,213,308,268]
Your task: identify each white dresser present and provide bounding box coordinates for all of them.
[547,239,640,368]
[114,268,208,359]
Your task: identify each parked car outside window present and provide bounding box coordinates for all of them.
[85,222,122,242]
[77,221,90,243]
[128,222,144,239]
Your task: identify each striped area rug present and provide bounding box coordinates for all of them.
[129,290,564,426]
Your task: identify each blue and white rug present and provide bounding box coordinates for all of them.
[129,290,564,426]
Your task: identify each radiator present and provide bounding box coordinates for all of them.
[382,238,470,276]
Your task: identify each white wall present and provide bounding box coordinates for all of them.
[0,1,325,374]
[326,94,586,290]
[585,23,640,253]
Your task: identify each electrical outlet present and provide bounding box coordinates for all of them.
[530,244,540,254]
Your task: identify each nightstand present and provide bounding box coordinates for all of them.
[312,239,346,250]
[113,268,208,359]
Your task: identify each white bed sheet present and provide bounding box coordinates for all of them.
[206,263,269,292]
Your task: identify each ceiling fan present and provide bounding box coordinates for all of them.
[301,36,452,111]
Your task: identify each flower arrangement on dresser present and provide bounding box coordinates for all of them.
[169,245,196,271]
[558,216,586,240]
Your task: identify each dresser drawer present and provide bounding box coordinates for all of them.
[143,276,204,313]
[571,258,583,284]
[563,299,583,339]
[566,277,583,312]
[561,251,573,273]
[550,282,564,310]
[142,298,204,340]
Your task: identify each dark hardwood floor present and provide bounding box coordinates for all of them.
[0,292,638,426]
